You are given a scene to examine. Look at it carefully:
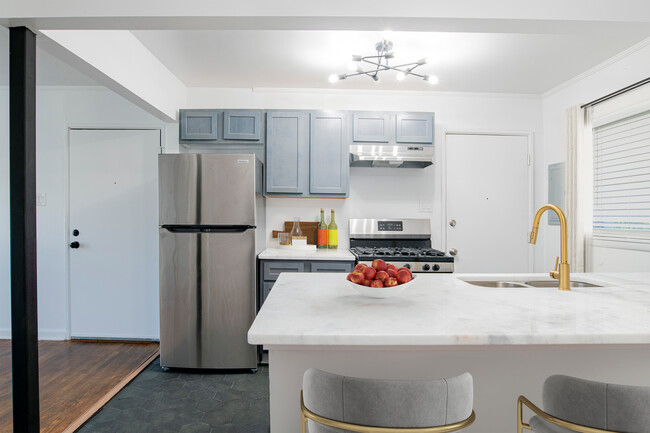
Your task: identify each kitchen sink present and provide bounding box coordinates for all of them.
[459,278,603,289]
[464,281,529,288]
[524,280,602,288]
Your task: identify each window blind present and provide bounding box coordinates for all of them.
[593,109,650,235]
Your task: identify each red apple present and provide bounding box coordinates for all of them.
[362,266,376,280]
[349,271,365,284]
[386,264,398,273]
[385,277,399,287]
[361,279,371,287]
[347,273,354,281]
[386,268,397,278]
[375,270,389,282]
[396,270,412,284]
[354,263,367,272]
[397,267,413,277]
[370,279,384,288]
[372,259,387,272]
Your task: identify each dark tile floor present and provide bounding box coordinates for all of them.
[77,357,269,433]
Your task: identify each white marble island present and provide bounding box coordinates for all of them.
[248,273,650,433]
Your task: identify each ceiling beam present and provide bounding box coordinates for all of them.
[39,30,186,122]
[1,0,650,23]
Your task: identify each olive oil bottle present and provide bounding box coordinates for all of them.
[317,208,328,249]
[327,209,338,249]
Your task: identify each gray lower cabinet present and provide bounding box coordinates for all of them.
[265,111,310,195]
[258,259,354,308]
[180,109,219,141]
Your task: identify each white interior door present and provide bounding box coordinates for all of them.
[69,129,160,339]
[445,133,531,273]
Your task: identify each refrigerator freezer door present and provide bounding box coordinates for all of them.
[159,154,256,226]
[159,228,257,369]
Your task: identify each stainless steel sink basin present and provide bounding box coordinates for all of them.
[460,279,603,289]
[464,281,529,288]
[524,280,602,288]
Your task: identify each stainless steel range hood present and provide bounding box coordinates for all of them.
[349,144,433,168]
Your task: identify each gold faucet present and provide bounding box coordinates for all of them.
[529,204,571,291]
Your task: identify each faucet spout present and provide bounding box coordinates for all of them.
[529,204,571,291]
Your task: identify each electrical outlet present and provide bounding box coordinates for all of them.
[36,193,47,206]
[419,199,433,213]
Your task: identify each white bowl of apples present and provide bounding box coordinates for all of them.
[346,259,415,299]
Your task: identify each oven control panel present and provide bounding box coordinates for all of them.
[377,220,403,231]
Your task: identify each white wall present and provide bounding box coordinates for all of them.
[0,83,170,339]
[541,39,650,272]
[188,88,543,251]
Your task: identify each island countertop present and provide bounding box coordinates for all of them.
[248,272,650,346]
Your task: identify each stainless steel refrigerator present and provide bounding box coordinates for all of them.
[158,153,265,369]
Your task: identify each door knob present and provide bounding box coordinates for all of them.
[70,241,80,249]
[449,219,456,227]
[449,248,458,256]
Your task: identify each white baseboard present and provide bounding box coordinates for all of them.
[0,328,67,340]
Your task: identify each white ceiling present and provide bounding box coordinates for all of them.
[131,29,650,94]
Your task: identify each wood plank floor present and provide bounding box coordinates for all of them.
[0,339,159,433]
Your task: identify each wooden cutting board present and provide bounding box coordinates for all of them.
[272,221,319,245]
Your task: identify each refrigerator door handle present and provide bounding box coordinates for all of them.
[161,225,256,233]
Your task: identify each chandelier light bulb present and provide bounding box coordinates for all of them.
[418,58,428,65]
[424,75,439,84]
[351,55,363,62]
[328,74,340,83]
[396,71,406,81]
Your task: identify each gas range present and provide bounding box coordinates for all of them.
[348,218,454,273]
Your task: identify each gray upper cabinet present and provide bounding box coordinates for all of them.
[353,112,391,143]
[395,112,434,144]
[310,112,349,195]
[180,109,219,141]
[265,111,309,195]
[223,110,262,141]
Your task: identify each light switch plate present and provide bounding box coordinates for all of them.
[36,193,47,206]
[419,199,433,213]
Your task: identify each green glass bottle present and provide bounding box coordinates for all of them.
[317,208,328,249]
[327,209,338,249]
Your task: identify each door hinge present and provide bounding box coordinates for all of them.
[527,154,531,166]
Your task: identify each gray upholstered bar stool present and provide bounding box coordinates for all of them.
[518,375,650,433]
[300,368,475,433]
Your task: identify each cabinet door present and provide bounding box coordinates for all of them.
[223,110,262,141]
[260,281,274,307]
[310,112,349,195]
[262,260,306,281]
[266,111,309,194]
[395,112,434,144]
[180,109,219,141]
[353,112,391,143]
[310,261,354,273]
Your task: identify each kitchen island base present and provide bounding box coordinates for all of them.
[267,344,650,433]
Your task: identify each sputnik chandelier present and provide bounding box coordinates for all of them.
[329,39,438,84]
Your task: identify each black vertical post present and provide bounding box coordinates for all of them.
[10,26,40,432]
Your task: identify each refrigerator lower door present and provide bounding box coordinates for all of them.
[159,228,257,369]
